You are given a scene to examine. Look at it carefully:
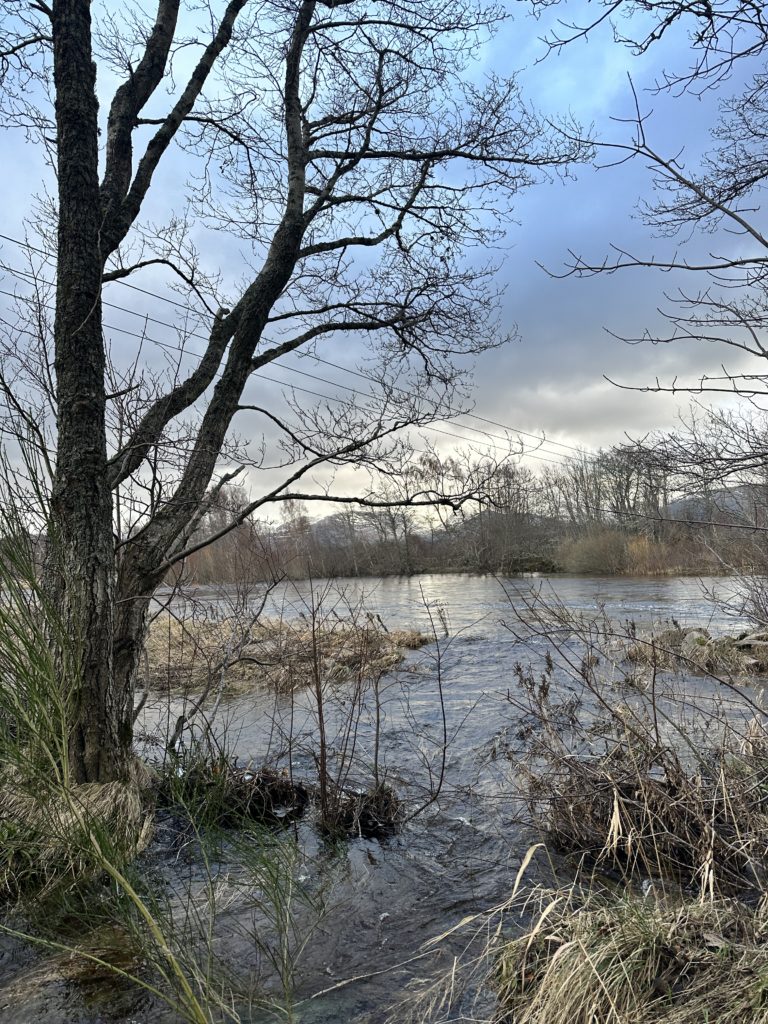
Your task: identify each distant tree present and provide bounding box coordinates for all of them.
[0,0,584,783]
[182,484,275,583]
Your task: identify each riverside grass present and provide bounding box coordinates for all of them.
[143,611,428,695]
[0,524,388,1022]
[494,889,768,1024]
[0,524,258,1023]
[489,606,768,1024]
[491,752,768,1023]
[0,525,154,894]
[397,735,768,1024]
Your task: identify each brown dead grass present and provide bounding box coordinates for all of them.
[143,614,428,695]
[539,741,768,897]
[494,890,768,1024]
[623,626,767,676]
[0,762,153,893]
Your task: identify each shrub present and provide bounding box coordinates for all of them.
[557,530,629,574]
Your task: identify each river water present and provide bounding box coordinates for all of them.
[149,574,755,1020]
[2,574,760,1023]
[162,571,744,637]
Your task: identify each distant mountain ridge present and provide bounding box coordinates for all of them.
[665,483,768,523]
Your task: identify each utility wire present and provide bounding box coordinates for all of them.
[2,254,763,526]
[0,273,570,466]
[0,282,565,466]
[0,252,579,462]
[0,233,595,460]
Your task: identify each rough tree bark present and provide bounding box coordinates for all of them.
[49,0,121,782]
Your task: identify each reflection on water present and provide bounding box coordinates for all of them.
[159,572,743,638]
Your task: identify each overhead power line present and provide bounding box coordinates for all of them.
[3,240,764,525]
[0,232,596,462]
[0,279,566,465]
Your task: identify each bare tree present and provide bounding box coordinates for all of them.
[542,0,768,380]
[535,0,768,506]
[534,0,768,92]
[0,0,585,783]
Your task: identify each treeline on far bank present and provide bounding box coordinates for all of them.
[179,454,768,582]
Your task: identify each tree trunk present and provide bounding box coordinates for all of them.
[49,0,126,783]
[113,553,158,752]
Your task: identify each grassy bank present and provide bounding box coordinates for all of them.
[495,890,768,1024]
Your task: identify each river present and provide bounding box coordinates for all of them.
[2,574,760,1023]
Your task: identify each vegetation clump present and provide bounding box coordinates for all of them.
[623,625,768,676]
[494,891,768,1024]
[158,751,310,830]
[0,767,153,897]
[143,614,428,696]
[156,739,403,838]
[539,741,768,896]
[491,729,768,1023]
[317,782,403,839]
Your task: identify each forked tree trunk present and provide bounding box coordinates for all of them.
[48,0,128,784]
[42,0,318,784]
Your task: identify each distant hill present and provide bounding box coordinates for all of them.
[665,483,768,524]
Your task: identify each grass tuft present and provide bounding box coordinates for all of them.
[495,890,768,1024]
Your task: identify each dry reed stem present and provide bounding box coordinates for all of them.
[494,890,768,1024]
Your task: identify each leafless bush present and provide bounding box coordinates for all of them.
[502,586,768,899]
[139,580,446,839]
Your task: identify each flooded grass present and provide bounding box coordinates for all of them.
[538,741,768,896]
[143,613,429,696]
[622,624,768,676]
[158,748,311,829]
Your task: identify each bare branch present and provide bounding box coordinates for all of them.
[100,0,248,257]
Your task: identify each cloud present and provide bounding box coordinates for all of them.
[0,3,761,496]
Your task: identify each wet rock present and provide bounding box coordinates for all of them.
[728,635,768,671]
[738,641,768,670]
[734,630,768,646]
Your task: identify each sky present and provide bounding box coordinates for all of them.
[0,0,765,500]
